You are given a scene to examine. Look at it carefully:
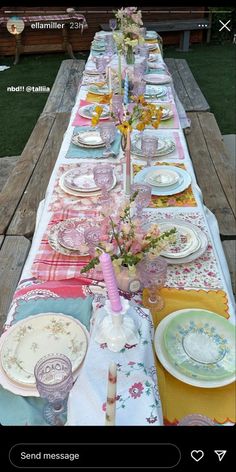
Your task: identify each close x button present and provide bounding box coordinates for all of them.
[9,443,181,468]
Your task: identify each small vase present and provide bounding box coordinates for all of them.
[115,265,141,293]
[126,45,135,65]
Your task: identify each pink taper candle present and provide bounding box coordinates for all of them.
[99,252,122,312]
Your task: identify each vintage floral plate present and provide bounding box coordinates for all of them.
[164,310,236,381]
[62,169,100,193]
[56,218,96,252]
[59,177,102,199]
[143,73,171,85]
[88,84,110,95]
[157,219,208,263]
[154,309,236,388]
[48,217,97,255]
[78,104,110,120]
[72,130,105,148]
[131,136,175,157]
[144,85,167,98]
[0,313,88,387]
[145,30,158,38]
[59,170,116,197]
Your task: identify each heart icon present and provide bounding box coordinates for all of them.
[191,450,204,462]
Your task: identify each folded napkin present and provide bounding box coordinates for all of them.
[31,208,102,281]
[67,302,163,425]
[144,287,235,425]
[13,296,93,331]
[66,126,121,159]
[0,386,52,426]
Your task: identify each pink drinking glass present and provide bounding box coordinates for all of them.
[98,122,117,158]
[138,255,167,310]
[131,183,152,218]
[141,134,159,167]
[34,354,73,426]
[93,164,114,204]
[95,56,106,81]
[84,225,102,256]
[178,414,215,426]
[132,80,146,97]
[111,94,123,122]
[109,18,117,32]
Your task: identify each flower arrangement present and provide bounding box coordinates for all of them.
[91,96,163,134]
[113,7,144,59]
[118,95,163,134]
[81,193,176,275]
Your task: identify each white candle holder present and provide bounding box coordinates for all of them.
[94,298,140,352]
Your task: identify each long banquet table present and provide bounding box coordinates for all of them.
[0,31,235,427]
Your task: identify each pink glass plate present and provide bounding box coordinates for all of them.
[178,414,215,426]
[56,218,95,252]
[63,169,100,193]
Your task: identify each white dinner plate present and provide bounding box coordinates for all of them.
[134,166,191,196]
[145,168,180,187]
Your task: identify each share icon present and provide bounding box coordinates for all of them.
[214,450,227,462]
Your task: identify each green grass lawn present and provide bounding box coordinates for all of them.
[164,43,236,135]
[0,44,235,157]
[0,52,88,157]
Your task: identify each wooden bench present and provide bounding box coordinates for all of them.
[165,58,210,112]
[185,112,236,292]
[0,58,85,329]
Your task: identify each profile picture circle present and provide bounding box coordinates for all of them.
[7,17,25,35]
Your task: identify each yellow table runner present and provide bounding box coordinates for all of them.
[142,288,235,425]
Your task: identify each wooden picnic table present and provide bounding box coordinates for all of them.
[0,56,235,332]
[0,58,85,328]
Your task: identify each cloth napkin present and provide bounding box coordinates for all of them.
[143,287,236,425]
[67,302,163,426]
[66,126,121,159]
[0,286,93,425]
[12,296,93,331]
[72,99,112,127]
[31,208,102,281]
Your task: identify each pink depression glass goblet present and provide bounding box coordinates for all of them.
[84,225,102,257]
[138,44,149,59]
[109,18,117,32]
[93,164,114,205]
[132,80,146,97]
[178,414,215,426]
[34,353,73,426]
[138,255,167,310]
[95,57,106,82]
[131,183,152,218]
[111,94,123,122]
[98,122,117,158]
[141,134,158,167]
